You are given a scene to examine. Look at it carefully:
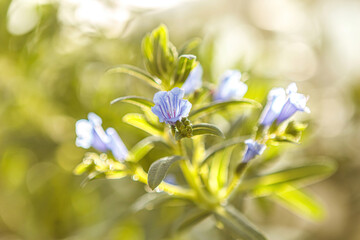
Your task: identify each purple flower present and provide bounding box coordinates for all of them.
[259,83,310,126]
[151,87,192,124]
[242,139,266,163]
[276,83,310,124]
[182,64,203,95]
[213,70,248,101]
[259,88,286,126]
[75,113,128,161]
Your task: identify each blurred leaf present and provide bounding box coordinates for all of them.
[171,208,210,233]
[268,136,300,145]
[270,185,325,221]
[131,192,173,212]
[129,137,159,163]
[173,54,197,85]
[189,99,261,120]
[142,24,177,82]
[179,37,202,55]
[73,160,95,175]
[192,123,225,138]
[111,96,155,111]
[106,64,162,90]
[240,161,337,196]
[200,136,248,167]
[123,113,163,136]
[148,156,184,190]
[214,206,267,240]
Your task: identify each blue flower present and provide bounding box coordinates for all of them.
[276,83,310,124]
[75,113,128,161]
[259,88,286,126]
[213,70,248,101]
[182,64,203,95]
[242,139,266,163]
[151,87,192,124]
[259,83,310,126]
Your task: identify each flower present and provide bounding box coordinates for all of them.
[151,87,192,124]
[182,64,203,95]
[258,88,286,126]
[276,83,310,124]
[75,113,128,161]
[259,83,310,126]
[242,139,266,163]
[213,70,248,101]
[106,128,129,161]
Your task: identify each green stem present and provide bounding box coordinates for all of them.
[177,140,217,208]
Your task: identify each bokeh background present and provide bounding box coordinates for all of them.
[1,0,360,239]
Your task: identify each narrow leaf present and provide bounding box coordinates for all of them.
[179,37,202,55]
[270,185,325,221]
[192,123,225,138]
[171,208,210,233]
[189,99,261,119]
[148,156,184,190]
[173,54,197,84]
[200,136,248,167]
[106,64,162,90]
[111,96,154,111]
[214,206,267,240]
[239,161,337,196]
[129,136,168,162]
[123,113,163,136]
[131,192,173,212]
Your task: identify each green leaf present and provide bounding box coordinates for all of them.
[214,206,267,240]
[148,155,184,190]
[239,161,337,196]
[173,54,197,85]
[142,24,176,81]
[270,185,325,221]
[171,208,210,233]
[179,37,202,55]
[189,99,261,120]
[129,136,162,162]
[111,96,154,111]
[123,113,163,136]
[106,64,162,90]
[131,192,173,212]
[200,136,248,167]
[192,123,225,138]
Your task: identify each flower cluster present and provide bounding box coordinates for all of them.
[73,25,323,240]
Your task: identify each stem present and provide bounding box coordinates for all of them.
[177,140,217,208]
[221,162,248,200]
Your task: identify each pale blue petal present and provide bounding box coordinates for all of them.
[151,105,166,123]
[106,128,129,162]
[242,139,266,163]
[153,91,168,104]
[214,70,246,101]
[152,88,191,124]
[276,93,309,124]
[182,64,203,95]
[259,88,286,126]
[88,112,102,126]
[75,119,93,149]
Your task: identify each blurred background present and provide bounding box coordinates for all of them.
[1,0,360,239]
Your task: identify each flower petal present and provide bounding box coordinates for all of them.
[106,128,129,161]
